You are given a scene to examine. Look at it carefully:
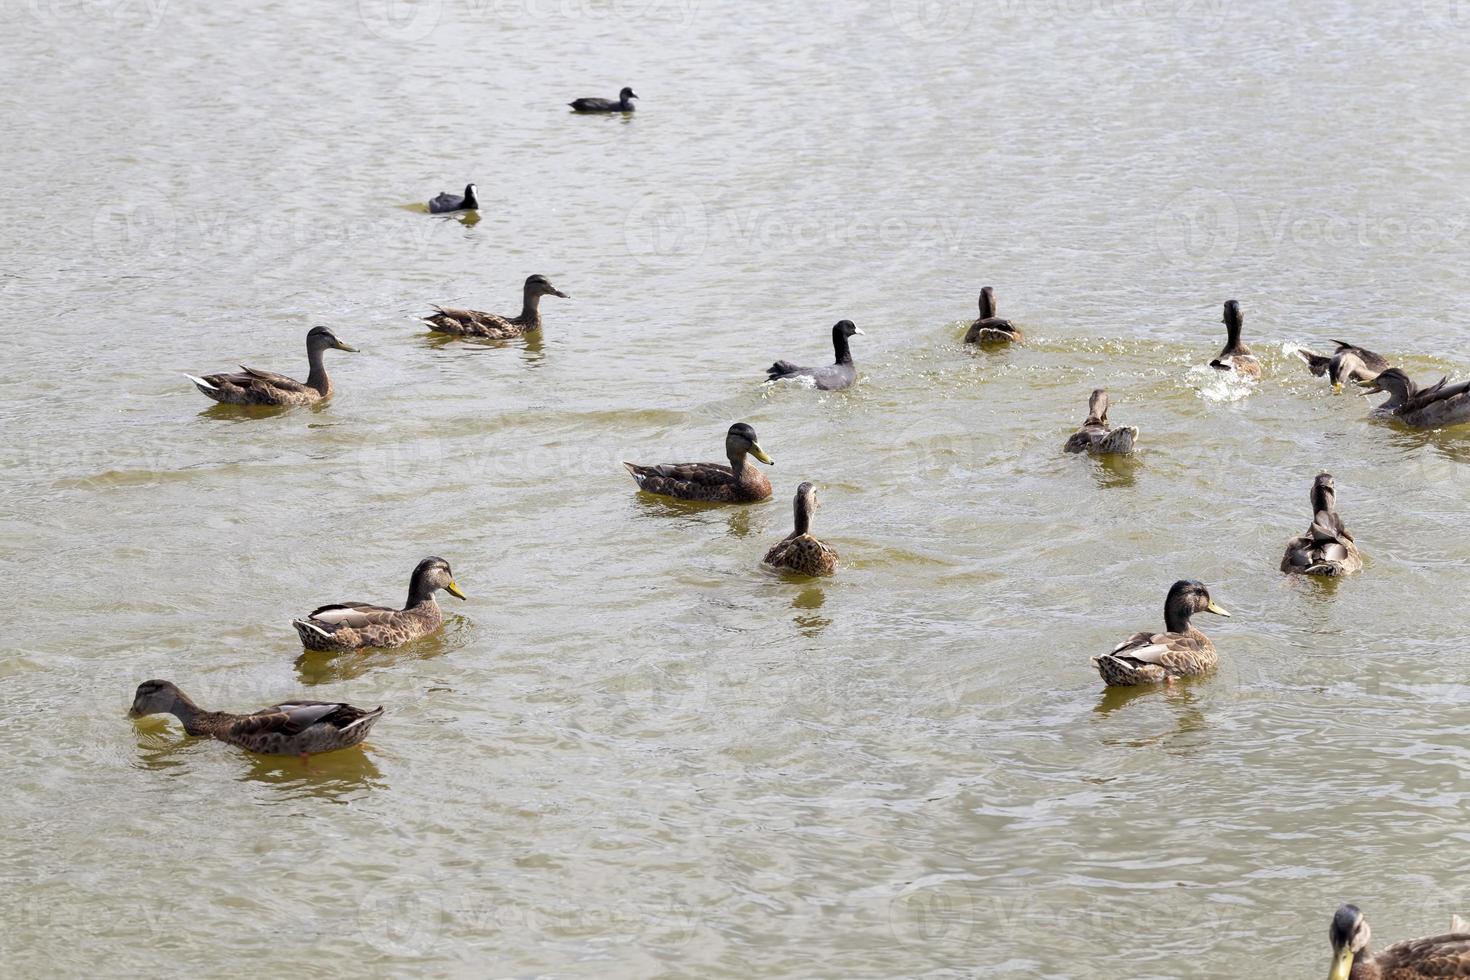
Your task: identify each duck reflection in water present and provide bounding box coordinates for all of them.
[1093,682,1208,748]
[792,584,830,636]
[1088,452,1140,489]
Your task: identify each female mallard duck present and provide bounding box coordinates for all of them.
[423,274,568,339]
[428,182,479,214]
[129,679,383,757]
[1063,388,1138,454]
[292,556,467,652]
[1090,580,1230,686]
[763,482,838,575]
[570,86,637,112]
[1281,473,1362,577]
[964,286,1024,344]
[624,422,774,503]
[1328,904,1470,980]
[1208,300,1261,377]
[765,320,863,390]
[1363,367,1470,428]
[1295,340,1389,391]
[185,326,358,406]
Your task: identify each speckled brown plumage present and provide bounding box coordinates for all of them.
[292,556,467,652]
[1208,300,1261,377]
[1282,473,1362,577]
[1063,388,1137,455]
[187,326,357,406]
[1091,580,1229,686]
[1330,904,1470,980]
[624,422,774,503]
[764,482,837,575]
[129,680,383,756]
[423,274,568,338]
[964,286,1024,344]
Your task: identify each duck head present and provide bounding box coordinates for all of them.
[1163,579,1229,632]
[726,422,773,466]
[307,325,359,354]
[524,274,569,299]
[1328,904,1369,980]
[409,556,467,604]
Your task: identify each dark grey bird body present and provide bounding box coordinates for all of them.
[766,320,863,390]
[570,86,638,112]
[429,183,479,214]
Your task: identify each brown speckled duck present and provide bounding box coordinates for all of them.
[185,326,358,406]
[1091,580,1230,686]
[1281,473,1362,577]
[1208,300,1261,377]
[624,422,774,503]
[763,482,838,575]
[129,680,383,757]
[423,274,568,339]
[1295,340,1389,391]
[1364,368,1470,428]
[1328,904,1470,980]
[1063,389,1137,455]
[964,286,1024,344]
[292,556,467,652]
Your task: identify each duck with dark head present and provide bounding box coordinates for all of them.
[424,274,569,340]
[1281,473,1362,577]
[1064,388,1138,455]
[1362,367,1470,428]
[185,326,358,407]
[1327,903,1470,980]
[569,86,638,113]
[765,320,864,390]
[292,556,468,652]
[623,422,775,503]
[1091,580,1230,686]
[129,679,384,757]
[964,286,1024,344]
[763,482,838,575]
[1208,300,1261,377]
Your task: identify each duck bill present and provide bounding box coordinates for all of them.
[335,341,360,353]
[1329,945,1353,980]
[748,444,774,465]
[1331,382,1343,394]
[1206,601,1230,617]
[551,288,569,298]
[446,581,467,600]
[853,327,865,335]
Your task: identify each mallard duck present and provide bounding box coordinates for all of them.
[1328,904,1470,980]
[1281,473,1362,577]
[1363,367,1470,428]
[428,183,478,214]
[1295,340,1389,391]
[624,422,774,503]
[185,326,358,406]
[763,482,838,575]
[1090,580,1230,686]
[570,86,637,112]
[765,320,863,390]
[964,286,1024,344]
[1063,388,1138,454]
[423,274,568,339]
[292,556,467,652]
[1208,300,1261,377]
[129,679,383,757]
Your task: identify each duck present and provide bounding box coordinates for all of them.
[763,482,838,575]
[423,274,569,339]
[1363,367,1470,428]
[1090,580,1230,686]
[1295,340,1389,391]
[428,183,479,214]
[624,422,774,503]
[1063,388,1138,454]
[292,556,467,652]
[1328,903,1470,980]
[569,86,638,112]
[129,679,383,757]
[963,286,1024,344]
[1281,472,1362,577]
[1208,300,1261,377]
[185,326,358,406]
[765,320,863,390]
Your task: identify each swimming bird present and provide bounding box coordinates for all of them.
[1294,340,1389,391]
[624,422,774,503]
[765,320,863,390]
[185,326,358,406]
[1208,300,1261,377]
[129,679,383,757]
[964,286,1024,344]
[423,274,568,339]
[1328,903,1470,980]
[569,86,638,113]
[763,482,838,575]
[428,183,479,214]
[1063,388,1137,454]
[1281,473,1362,577]
[292,557,467,652]
[1363,367,1470,428]
[1091,580,1230,686]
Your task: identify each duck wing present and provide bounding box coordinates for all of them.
[423,306,519,337]
[1294,347,1332,376]
[304,602,401,629]
[235,364,311,393]
[1330,341,1389,371]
